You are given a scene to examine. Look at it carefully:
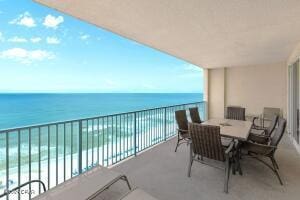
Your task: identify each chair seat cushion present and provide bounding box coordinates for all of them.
[221,137,233,147]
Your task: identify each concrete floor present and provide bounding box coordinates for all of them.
[96,134,300,200]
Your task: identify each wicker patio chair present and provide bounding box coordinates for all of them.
[249,115,279,144]
[241,118,286,185]
[174,110,190,152]
[187,123,234,193]
[189,107,202,123]
[226,106,246,121]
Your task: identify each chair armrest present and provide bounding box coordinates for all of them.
[243,142,276,156]
[225,141,235,155]
[248,133,269,144]
[177,128,188,133]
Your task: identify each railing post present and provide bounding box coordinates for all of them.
[134,112,137,156]
[164,107,167,141]
[78,120,83,174]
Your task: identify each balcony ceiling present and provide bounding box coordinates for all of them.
[34,0,300,68]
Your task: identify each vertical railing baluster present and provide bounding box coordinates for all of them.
[134,112,137,156]
[6,132,9,200]
[78,121,83,174]
[71,123,73,177]
[126,114,129,157]
[115,116,118,162]
[111,116,114,164]
[143,111,145,149]
[64,123,66,182]
[122,115,124,160]
[121,115,123,160]
[29,128,32,199]
[97,118,100,165]
[106,117,109,166]
[92,119,94,167]
[38,127,41,195]
[164,107,167,141]
[56,125,58,186]
[86,121,88,171]
[47,126,50,189]
[102,117,104,166]
[18,130,21,200]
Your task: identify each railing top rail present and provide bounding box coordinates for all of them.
[0,101,205,133]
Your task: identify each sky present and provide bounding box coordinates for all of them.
[0,0,203,93]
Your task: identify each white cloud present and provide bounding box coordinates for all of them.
[43,15,64,29]
[8,36,28,43]
[183,64,203,72]
[46,37,60,44]
[80,34,90,40]
[0,32,4,42]
[30,37,42,43]
[10,12,36,28]
[0,48,55,64]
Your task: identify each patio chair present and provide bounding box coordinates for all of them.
[226,106,246,121]
[189,107,202,123]
[249,115,279,144]
[174,110,190,152]
[241,118,286,185]
[253,107,281,128]
[187,123,234,193]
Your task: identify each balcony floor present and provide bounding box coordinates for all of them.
[96,134,300,200]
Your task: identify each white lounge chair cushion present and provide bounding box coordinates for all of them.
[121,189,158,200]
[33,166,125,200]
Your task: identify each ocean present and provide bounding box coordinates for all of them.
[0,93,203,130]
[0,93,203,193]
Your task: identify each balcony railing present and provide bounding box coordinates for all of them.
[0,101,206,199]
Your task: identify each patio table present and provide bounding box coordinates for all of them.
[202,118,252,141]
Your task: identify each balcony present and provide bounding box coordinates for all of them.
[108,134,300,200]
[0,102,206,200]
[2,0,300,199]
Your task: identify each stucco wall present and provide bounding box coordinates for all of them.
[208,63,287,118]
[208,68,225,118]
[226,63,287,117]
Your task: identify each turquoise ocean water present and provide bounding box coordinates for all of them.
[0,93,203,130]
[0,93,203,193]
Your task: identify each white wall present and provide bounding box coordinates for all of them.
[208,68,225,118]
[207,63,287,119]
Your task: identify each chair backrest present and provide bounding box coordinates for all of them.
[270,118,286,147]
[175,110,188,131]
[263,107,281,120]
[188,123,225,162]
[226,106,246,121]
[189,107,202,123]
[266,115,279,136]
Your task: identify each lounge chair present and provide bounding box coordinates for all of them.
[174,110,190,152]
[187,123,234,193]
[241,118,286,185]
[32,165,131,200]
[121,188,158,200]
[225,106,246,121]
[189,107,202,123]
[0,180,46,198]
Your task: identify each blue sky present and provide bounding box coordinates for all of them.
[0,0,203,93]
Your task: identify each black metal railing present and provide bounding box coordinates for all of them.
[0,101,206,199]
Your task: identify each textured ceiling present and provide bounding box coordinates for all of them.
[34,0,300,68]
